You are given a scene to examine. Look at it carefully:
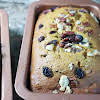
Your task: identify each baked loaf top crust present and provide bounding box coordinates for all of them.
[31,7,100,94]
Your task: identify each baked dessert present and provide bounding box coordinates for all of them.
[31,6,100,94]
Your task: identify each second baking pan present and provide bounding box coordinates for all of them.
[0,10,12,100]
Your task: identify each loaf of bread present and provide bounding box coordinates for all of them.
[31,6,100,94]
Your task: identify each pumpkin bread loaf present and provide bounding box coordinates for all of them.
[31,7,100,94]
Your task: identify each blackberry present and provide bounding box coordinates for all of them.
[43,67,53,78]
[49,31,56,34]
[47,40,58,46]
[39,24,44,29]
[75,67,84,79]
[38,36,45,42]
[50,6,57,12]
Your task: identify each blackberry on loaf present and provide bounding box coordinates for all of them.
[31,7,100,94]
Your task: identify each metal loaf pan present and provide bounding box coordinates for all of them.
[15,0,100,100]
[0,10,12,100]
